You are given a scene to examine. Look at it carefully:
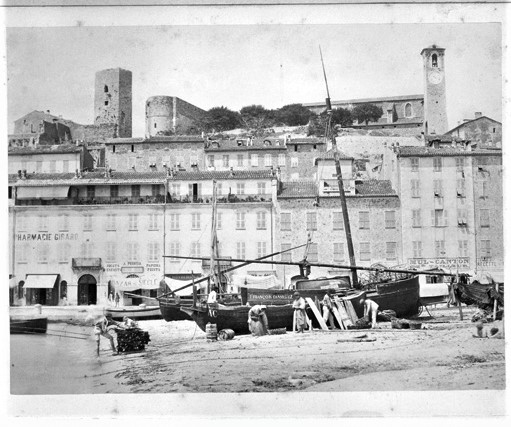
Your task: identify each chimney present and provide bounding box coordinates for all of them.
[475,112,482,119]
[22,169,27,179]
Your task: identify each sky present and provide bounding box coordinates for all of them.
[6,23,501,137]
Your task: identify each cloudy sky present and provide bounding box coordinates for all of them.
[6,22,501,137]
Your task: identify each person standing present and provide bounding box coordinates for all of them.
[360,295,379,328]
[207,286,218,317]
[322,289,336,329]
[292,291,307,333]
[247,305,269,336]
[114,292,120,307]
[109,291,114,305]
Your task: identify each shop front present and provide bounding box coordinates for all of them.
[22,274,60,306]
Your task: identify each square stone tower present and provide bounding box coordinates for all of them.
[421,45,448,136]
[94,68,132,138]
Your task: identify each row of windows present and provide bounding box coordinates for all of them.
[280,242,397,262]
[412,240,492,258]
[168,182,268,197]
[410,179,488,198]
[280,211,397,231]
[411,209,491,228]
[16,159,74,174]
[409,157,494,172]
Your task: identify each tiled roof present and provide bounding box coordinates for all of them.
[288,137,325,145]
[396,146,502,157]
[167,170,276,181]
[445,116,501,134]
[351,117,423,127]
[303,94,424,107]
[355,180,396,195]
[204,138,286,152]
[8,145,83,155]
[314,148,354,164]
[105,136,204,144]
[278,181,318,198]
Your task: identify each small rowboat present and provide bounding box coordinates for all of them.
[106,305,162,320]
[10,316,48,334]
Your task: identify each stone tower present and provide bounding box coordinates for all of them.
[421,46,448,135]
[94,68,132,138]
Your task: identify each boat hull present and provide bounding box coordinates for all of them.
[159,298,194,321]
[106,306,162,320]
[10,317,48,334]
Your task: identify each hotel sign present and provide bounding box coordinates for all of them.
[408,257,470,270]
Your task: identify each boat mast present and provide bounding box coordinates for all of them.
[209,180,221,293]
[320,46,359,288]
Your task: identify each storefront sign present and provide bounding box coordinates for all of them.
[16,233,79,241]
[477,259,501,268]
[408,257,470,270]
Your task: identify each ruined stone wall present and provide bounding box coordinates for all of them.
[76,124,118,143]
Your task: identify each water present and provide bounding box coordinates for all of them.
[10,323,125,394]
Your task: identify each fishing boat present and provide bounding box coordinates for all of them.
[10,316,48,334]
[106,304,162,320]
[159,295,195,321]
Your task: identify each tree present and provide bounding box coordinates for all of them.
[307,107,352,137]
[274,103,315,126]
[352,103,384,125]
[200,106,241,133]
[239,105,274,134]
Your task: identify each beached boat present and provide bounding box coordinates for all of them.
[159,296,195,321]
[106,305,162,320]
[10,316,48,334]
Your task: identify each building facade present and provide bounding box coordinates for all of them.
[445,114,502,148]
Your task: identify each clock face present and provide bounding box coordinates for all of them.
[428,71,443,85]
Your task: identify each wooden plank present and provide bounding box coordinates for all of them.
[333,297,353,327]
[305,297,329,331]
[343,299,359,323]
[330,306,346,330]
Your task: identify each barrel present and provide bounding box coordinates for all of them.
[218,329,235,340]
[205,323,218,341]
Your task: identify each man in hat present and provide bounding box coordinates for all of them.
[247,304,269,336]
[94,314,123,356]
[322,289,336,329]
[292,291,307,333]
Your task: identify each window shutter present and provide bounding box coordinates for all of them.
[431,210,435,226]
[443,210,448,226]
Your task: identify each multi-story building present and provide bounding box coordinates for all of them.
[445,113,502,148]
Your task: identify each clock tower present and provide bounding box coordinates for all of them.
[421,45,448,135]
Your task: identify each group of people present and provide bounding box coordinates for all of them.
[108,292,121,307]
[246,290,380,336]
[94,314,137,356]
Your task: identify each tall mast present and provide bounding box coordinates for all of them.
[209,180,220,292]
[319,46,359,288]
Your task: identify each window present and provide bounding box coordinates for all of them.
[257,242,267,258]
[104,85,109,93]
[216,212,222,230]
[50,160,56,173]
[131,185,140,198]
[333,211,344,230]
[190,153,198,167]
[237,154,244,167]
[190,242,201,258]
[87,185,95,199]
[250,154,258,167]
[81,242,94,258]
[17,215,27,232]
[208,155,215,168]
[222,155,229,168]
[17,244,28,264]
[110,185,119,198]
[236,212,246,229]
[169,242,181,261]
[128,213,138,230]
[148,213,158,230]
[127,242,139,262]
[455,157,465,172]
[171,183,181,197]
[257,211,267,229]
[60,281,68,299]
[216,182,223,196]
[480,209,490,228]
[333,243,345,263]
[410,158,419,172]
[106,242,116,263]
[59,214,69,231]
[404,103,413,118]
[131,145,135,153]
[432,53,438,67]
[151,185,161,197]
[412,241,422,258]
[281,243,292,262]
[291,157,298,168]
[278,154,286,166]
[433,180,443,197]
[359,211,370,229]
[432,209,447,227]
[433,157,442,172]
[83,213,93,231]
[308,243,318,262]
[385,211,396,229]
[191,213,201,230]
[456,179,465,197]
[411,179,420,198]
[412,210,421,228]
[264,154,272,167]
[62,160,69,173]
[385,242,397,260]
[106,213,116,230]
[236,242,246,259]
[480,240,491,258]
[458,240,468,257]
[306,212,317,231]
[457,209,467,226]
[359,242,371,261]
[38,243,49,263]
[36,161,43,173]
[236,183,245,195]
[435,240,445,258]
[170,214,180,230]
[281,213,291,231]
[258,154,264,167]
[480,181,488,198]
[257,182,266,195]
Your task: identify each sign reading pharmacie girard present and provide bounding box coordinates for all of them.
[105,262,163,290]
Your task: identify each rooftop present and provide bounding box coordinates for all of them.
[105,136,204,144]
[355,180,396,196]
[303,94,424,108]
[279,181,318,198]
[204,138,287,152]
[8,145,83,155]
[396,146,502,157]
[314,148,354,164]
[445,116,502,135]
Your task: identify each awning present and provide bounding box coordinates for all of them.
[24,274,58,289]
[17,186,70,200]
